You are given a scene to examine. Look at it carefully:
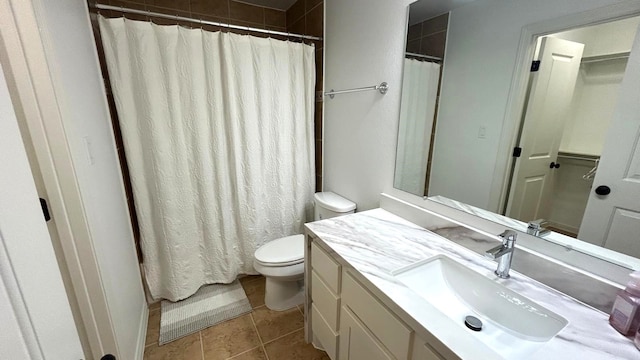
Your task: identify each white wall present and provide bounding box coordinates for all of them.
[555,17,637,156]
[31,0,147,358]
[323,0,413,211]
[547,159,594,233]
[552,16,640,57]
[560,60,627,155]
[425,0,640,212]
[0,61,84,360]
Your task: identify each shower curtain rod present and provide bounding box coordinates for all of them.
[93,4,323,41]
[405,52,442,62]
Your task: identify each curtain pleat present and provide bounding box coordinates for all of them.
[394,59,441,195]
[99,16,315,301]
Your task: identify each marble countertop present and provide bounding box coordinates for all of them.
[305,209,638,359]
[428,195,640,271]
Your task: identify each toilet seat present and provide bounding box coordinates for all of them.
[255,257,303,267]
[254,234,304,267]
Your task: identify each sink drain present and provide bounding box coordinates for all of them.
[464,315,483,331]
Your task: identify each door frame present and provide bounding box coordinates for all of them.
[489,1,640,214]
[0,0,120,357]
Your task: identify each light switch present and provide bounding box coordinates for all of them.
[478,125,487,139]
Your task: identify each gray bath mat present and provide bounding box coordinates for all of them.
[159,281,252,345]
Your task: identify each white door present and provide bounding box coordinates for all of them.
[0,62,84,359]
[507,37,584,222]
[579,26,640,257]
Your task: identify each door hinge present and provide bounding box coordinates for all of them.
[512,147,522,157]
[39,198,51,222]
[531,60,541,72]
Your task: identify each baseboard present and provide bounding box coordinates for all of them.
[135,302,149,360]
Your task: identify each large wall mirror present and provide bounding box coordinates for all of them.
[394,0,640,269]
[393,2,449,196]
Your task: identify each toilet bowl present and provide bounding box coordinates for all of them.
[253,234,305,311]
[253,192,356,311]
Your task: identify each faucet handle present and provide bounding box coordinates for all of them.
[527,219,549,236]
[498,230,517,244]
[527,219,548,229]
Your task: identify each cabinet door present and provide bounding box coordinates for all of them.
[411,338,444,360]
[339,308,393,360]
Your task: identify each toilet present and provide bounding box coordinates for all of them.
[253,192,356,311]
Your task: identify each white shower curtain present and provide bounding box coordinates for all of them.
[99,16,315,301]
[394,59,441,195]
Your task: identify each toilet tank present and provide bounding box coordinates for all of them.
[314,192,356,221]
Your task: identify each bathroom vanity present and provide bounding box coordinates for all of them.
[303,203,639,359]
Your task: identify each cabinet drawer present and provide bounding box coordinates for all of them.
[312,304,338,360]
[342,271,412,360]
[311,242,340,294]
[312,270,340,330]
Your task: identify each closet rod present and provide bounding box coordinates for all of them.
[93,4,323,41]
[581,52,630,64]
[405,52,442,62]
[557,153,599,162]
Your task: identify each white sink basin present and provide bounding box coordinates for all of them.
[393,255,568,358]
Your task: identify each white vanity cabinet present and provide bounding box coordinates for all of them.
[340,270,413,359]
[307,236,449,360]
[309,241,341,359]
[339,306,394,360]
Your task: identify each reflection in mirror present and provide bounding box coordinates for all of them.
[505,18,639,250]
[393,6,448,196]
[393,1,640,266]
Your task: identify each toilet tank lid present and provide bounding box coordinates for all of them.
[314,192,356,213]
[255,234,304,264]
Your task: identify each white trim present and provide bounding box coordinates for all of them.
[489,0,640,213]
[134,303,149,360]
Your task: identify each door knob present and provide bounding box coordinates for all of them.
[549,162,560,169]
[595,185,611,196]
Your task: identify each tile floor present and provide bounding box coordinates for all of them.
[143,276,330,360]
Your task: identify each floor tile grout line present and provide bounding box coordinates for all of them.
[199,331,205,360]
[250,311,270,360]
[261,326,305,346]
[224,345,263,360]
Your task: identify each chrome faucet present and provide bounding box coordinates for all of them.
[484,230,517,279]
[527,219,550,237]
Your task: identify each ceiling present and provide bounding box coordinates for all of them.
[232,0,298,11]
[409,0,477,25]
